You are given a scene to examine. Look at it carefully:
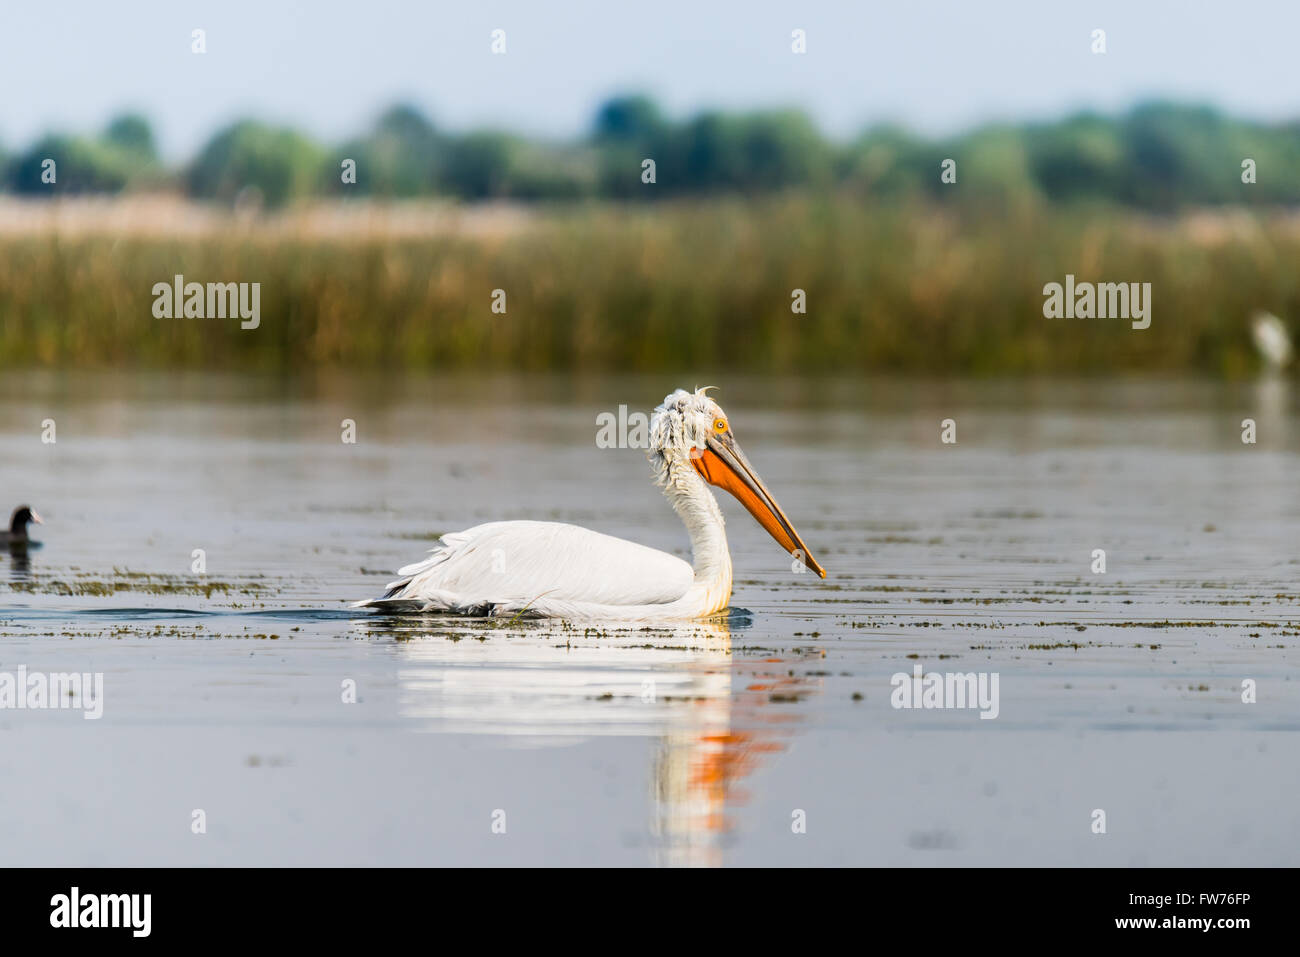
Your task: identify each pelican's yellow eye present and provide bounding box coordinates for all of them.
[713,418,728,433]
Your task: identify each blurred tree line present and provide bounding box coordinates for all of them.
[4,97,1300,209]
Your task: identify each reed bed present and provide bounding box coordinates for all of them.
[1,194,1297,375]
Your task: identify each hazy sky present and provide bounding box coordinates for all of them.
[2,1,1296,159]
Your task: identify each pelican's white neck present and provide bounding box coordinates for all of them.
[655,452,732,588]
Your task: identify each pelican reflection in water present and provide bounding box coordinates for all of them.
[386,616,820,866]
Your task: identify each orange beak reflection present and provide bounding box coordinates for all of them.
[691,433,827,578]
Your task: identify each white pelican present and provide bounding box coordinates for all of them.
[1251,311,1293,370]
[357,388,825,619]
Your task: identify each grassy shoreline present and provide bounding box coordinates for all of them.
[1,194,1297,375]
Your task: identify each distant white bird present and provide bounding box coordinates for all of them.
[1251,312,1293,369]
[356,388,825,619]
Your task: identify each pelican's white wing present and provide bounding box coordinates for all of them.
[357,520,695,614]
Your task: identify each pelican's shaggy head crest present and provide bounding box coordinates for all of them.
[649,388,726,469]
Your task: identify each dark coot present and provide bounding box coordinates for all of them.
[3,506,43,547]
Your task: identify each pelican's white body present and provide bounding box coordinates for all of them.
[357,390,737,620]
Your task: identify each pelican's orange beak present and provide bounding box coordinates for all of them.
[691,431,826,578]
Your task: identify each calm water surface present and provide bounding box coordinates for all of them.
[1,372,1297,865]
